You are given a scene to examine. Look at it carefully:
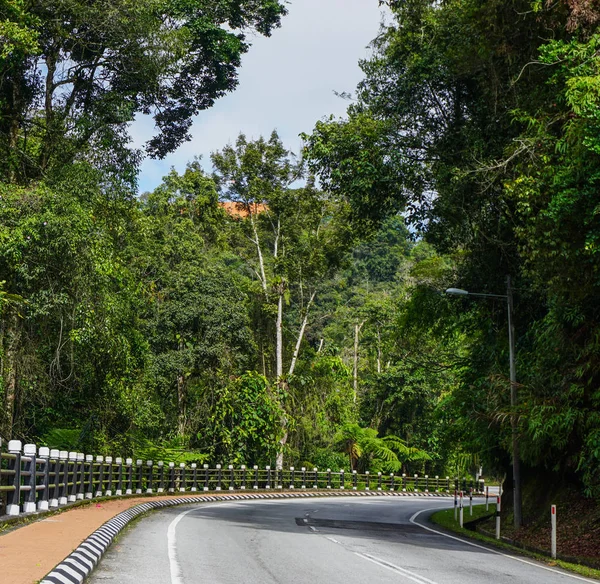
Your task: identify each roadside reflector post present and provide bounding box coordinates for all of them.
[551,505,557,559]
[469,488,473,516]
[496,495,501,540]
[459,491,464,528]
[240,465,246,490]
[229,464,234,491]
[454,489,458,521]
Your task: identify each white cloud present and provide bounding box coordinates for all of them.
[133,0,387,193]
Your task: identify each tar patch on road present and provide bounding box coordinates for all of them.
[295,517,424,533]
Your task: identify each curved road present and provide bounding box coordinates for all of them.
[88,496,598,584]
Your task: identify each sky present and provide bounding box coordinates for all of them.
[131,0,388,193]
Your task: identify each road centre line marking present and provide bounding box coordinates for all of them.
[409,508,600,584]
[167,508,198,584]
[355,552,440,584]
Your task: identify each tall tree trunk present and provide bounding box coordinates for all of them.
[353,320,365,404]
[276,290,283,380]
[177,373,186,437]
[377,328,382,374]
[288,290,316,378]
[1,312,20,437]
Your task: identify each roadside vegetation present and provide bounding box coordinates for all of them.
[2,0,600,563]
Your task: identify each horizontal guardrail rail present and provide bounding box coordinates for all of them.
[0,439,484,517]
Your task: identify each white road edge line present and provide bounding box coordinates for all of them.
[168,508,198,584]
[409,507,600,584]
[355,552,440,584]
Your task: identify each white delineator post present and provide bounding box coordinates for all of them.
[459,491,464,528]
[496,495,501,540]
[454,489,458,521]
[551,504,557,559]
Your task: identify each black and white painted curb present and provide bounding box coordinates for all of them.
[40,490,452,584]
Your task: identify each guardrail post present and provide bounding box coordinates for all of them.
[216,464,222,490]
[77,453,85,500]
[146,460,153,494]
[115,458,123,496]
[240,465,246,490]
[365,471,370,491]
[459,491,464,527]
[59,451,69,505]
[157,461,165,493]
[389,473,394,492]
[277,467,283,489]
[23,444,37,513]
[105,456,113,496]
[377,472,382,491]
[68,451,78,502]
[135,458,144,495]
[136,459,143,494]
[446,476,450,493]
[486,486,489,510]
[314,468,319,489]
[50,449,60,507]
[191,463,198,491]
[265,465,271,489]
[289,466,294,489]
[38,446,50,511]
[425,475,429,493]
[168,462,175,492]
[126,458,133,495]
[202,464,209,491]
[229,465,234,491]
[95,455,104,497]
[435,475,439,493]
[253,465,259,490]
[326,468,332,489]
[7,440,22,515]
[352,469,357,490]
[180,463,186,492]
[402,473,406,492]
[551,504,557,559]
[414,474,419,493]
[85,455,94,498]
[340,469,345,490]
[469,488,473,515]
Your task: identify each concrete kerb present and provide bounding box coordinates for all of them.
[40,490,456,584]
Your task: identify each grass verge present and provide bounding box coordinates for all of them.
[430,505,600,581]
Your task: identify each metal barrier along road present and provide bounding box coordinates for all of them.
[0,440,485,517]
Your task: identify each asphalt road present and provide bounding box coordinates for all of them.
[88,496,598,584]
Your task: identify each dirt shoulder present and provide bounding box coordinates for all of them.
[0,495,183,584]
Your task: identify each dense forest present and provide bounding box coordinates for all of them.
[2,0,600,524]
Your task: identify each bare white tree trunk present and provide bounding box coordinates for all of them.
[288,290,316,378]
[377,328,382,374]
[250,212,268,299]
[353,320,365,404]
[317,338,324,353]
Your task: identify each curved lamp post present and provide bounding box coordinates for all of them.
[446,276,522,528]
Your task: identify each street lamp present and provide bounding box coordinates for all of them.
[446,276,522,528]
